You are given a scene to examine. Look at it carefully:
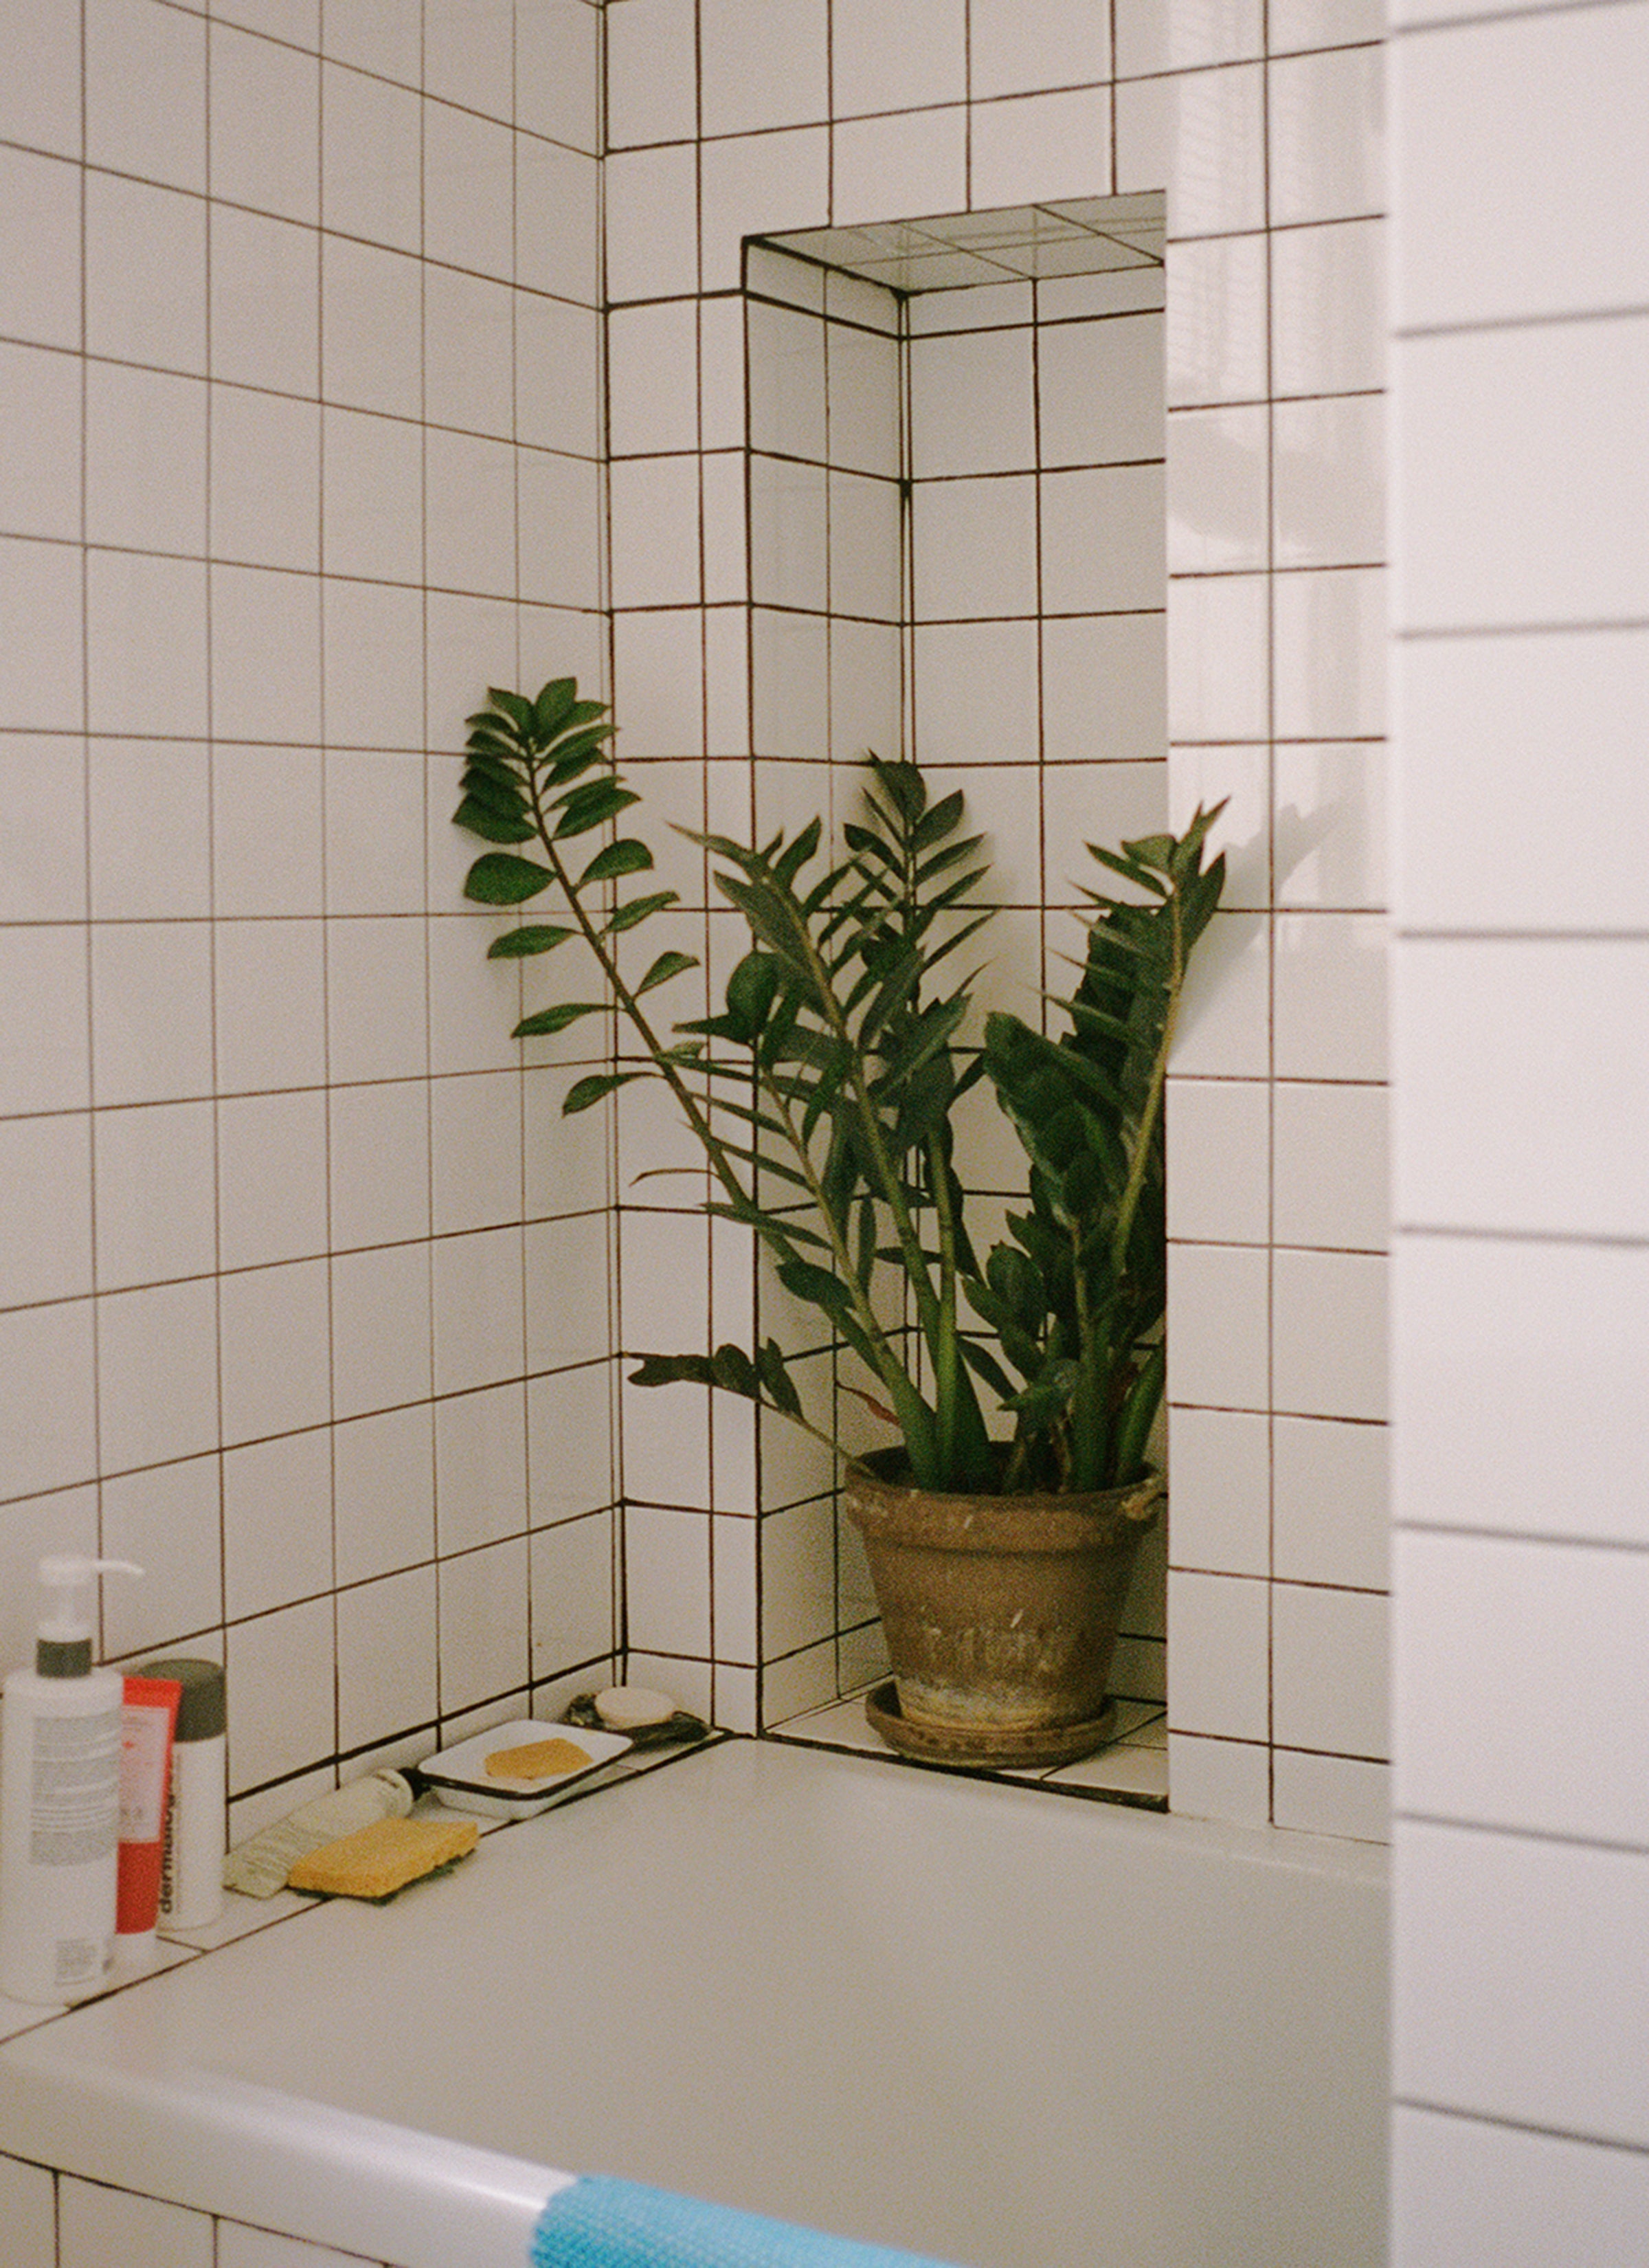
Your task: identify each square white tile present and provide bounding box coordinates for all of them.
[700,127,830,295]
[1116,0,1263,76]
[699,0,827,138]
[1271,1581,1388,1759]
[100,1452,223,1659]
[0,1304,96,1502]
[529,1508,616,1679]
[908,327,1036,479]
[1119,61,1266,239]
[334,1401,436,1588]
[219,1257,333,1445]
[1165,1405,1270,1579]
[1273,1413,1388,1592]
[831,0,964,114]
[606,0,698,148]
[436,1535,529,1717]
[1272,1247,1388,1423]
[1167,1076,1269,1245]
[326,1075,428,1252]
[214,918,327,1093]
[1167,402,1268,576]
[435,1379,529,1555]
[831,107,967,232]
[0,148,82,352]
[974,0,1112,96]
[1272,394,1385,572]
[605,144,700,304]
[322,237,422,420]
[90,922,213,1108]
[1268,44,1384,228]
[1273,1081,1389,1253]
[223,1426,334,1621]
[86,0,207,193]
[1274,911,1388,1083]
[321,59,421,252]
[210,22,319,225]
[969,85,1112,210]
[913,473,1037,621]
[217,1089,330,1271]
[1167,1567,1270,1740]
[431,1223,526,1396]
[1167,1241,1269,1412]
[1167,573,1268,743]
[210,205,319,397]
[1395,1528,1649,1849]
[210,564,322,745]
[1165,232,1270,410]
[226,1592,337,1794]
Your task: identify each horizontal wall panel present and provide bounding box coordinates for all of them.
[1392,1234,1649,1550]
[1395,1819,1649,2149]
[1393,939,1649,1241]
[1395,1528,1649,1847]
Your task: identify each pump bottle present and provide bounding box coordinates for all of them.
[1,1559,142,2004]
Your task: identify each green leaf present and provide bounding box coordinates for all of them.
[486,687,535,733]
[453,798,535,845]
[756,1338,803,1419]
[487,924,575,959]
[553,780,641,838]
[776,1258,853,1320]
[464,852,556,906]
[578,838,654,887]
[564,1070,640,1115]
[605,890,679,934]
[513,1000,606,1038]
[634,948,699,997]
[532,677,580,739]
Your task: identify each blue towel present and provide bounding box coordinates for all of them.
[531,2175,964,2268]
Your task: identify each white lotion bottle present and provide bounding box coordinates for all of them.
[135,1656,225,1931]
[1,1558,142,2005]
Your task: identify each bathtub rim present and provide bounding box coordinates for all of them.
[0,1733,1388,2268]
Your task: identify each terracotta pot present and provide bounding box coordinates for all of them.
[843,1449,1163,1768]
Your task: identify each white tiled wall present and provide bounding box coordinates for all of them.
[1,2153,401,2268]
[0,0,616,1838]
[1389,0,1649,2254]
[0,0,1393,1841]
[601,2,1390,1826]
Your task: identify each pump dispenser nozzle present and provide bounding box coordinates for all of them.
[36,1558,143,1678]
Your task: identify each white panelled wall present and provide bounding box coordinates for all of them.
[1389,0,1649,2258]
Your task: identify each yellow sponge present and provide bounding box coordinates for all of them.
[287,1815,479,1901]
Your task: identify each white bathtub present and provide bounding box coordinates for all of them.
[0,1738,1388,2268]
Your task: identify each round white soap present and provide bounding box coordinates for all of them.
[594,1685,675,1731]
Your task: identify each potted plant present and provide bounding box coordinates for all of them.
[455,678,1224,1767]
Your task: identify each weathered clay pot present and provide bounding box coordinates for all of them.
[844,1449,1163,1768]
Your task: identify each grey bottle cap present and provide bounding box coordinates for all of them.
[37,1635,93,1678]
[136,1656,226,1742]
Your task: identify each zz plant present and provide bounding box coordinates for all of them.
[456,677,1224,1500]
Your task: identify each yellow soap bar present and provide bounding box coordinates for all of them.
[482,1735,591,1781]
[287,1816,478,1900]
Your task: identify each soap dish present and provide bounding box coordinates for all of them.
[418,1720,633,1819]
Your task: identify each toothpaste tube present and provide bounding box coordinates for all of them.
[116,1675,181,1951]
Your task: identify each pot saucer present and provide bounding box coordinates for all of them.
[864,1682,1119,1770]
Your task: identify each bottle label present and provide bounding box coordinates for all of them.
[30,1710,120,1868]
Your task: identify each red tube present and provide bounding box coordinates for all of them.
[117,1676,181,1946]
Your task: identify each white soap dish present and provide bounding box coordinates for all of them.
[418,1720,633,1820]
